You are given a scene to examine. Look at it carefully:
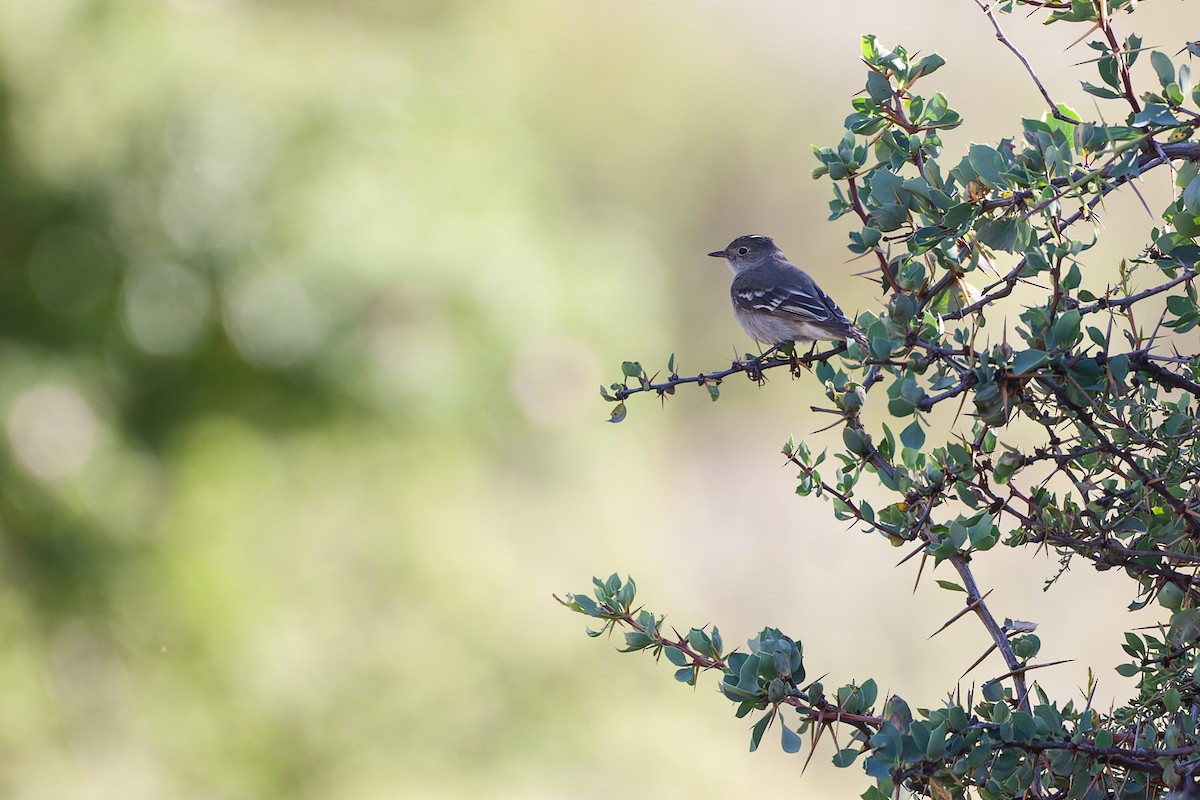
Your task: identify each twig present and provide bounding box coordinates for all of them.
[971,0,1078,125]
[610,347,838,402]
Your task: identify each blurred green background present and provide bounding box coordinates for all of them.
[0,1,1190,797]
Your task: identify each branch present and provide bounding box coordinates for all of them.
[978,144,1200,216]
[609,345,848,403]
[848,177,900,293]
[939,148,1199,323]
[944,548,1032,710]
[1097,0,1142,117]
[565,589,1200,768]
[970,0,1078,125]
[1125,351,1200,399]
[1079,268,1199,316]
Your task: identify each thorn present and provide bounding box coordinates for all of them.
[801,720,825,775]
[895,542,927,568]
[1127,179,1153,219]
[960,642,1000,679]
[1063,20,1102,51]
[911,551,929,594]
[929,589,995,639]
[991,659,1073,684]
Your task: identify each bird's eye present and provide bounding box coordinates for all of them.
[737,246,749,255]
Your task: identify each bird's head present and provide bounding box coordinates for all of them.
[707,234,778,272]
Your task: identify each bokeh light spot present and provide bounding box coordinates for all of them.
[122,262,212,356]
[223,272,322,367]
[6,383,100,480]
[509,335,601,429]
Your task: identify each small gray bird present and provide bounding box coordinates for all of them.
[708,234,868,348]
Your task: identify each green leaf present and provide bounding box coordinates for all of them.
[936,580,966,592]
[664,645,689,667]
[1169,609,1200,643]
[942,202,976,230]
[1010,349,1048,375]
[850,226,883,253]
[888,396,915,417]
[832,747,861,767]
[869,334,892,361]
[1183,175,1200,216]
[843,426,870,456]
[900,420,926,450]
[607,402,627,423]
[1012,634,1041,659]
[1166,295,1197,316]
[749,712,772,752]
[616,577,636,607]
[686,627,711,654]
[966,513,998,550]
[1061,262,1081,291]
[621,361,642,378]
[977,218,1031,253]
[866,70,892,102]
[861,34,880,62]
[859,678,878,709]
[863,755,892,780]
[1131,103,1180,127]
[1099,55,1119,89]
[1127,34,1144,65]
[909,53,946,82]
[1047,309,1082,350]
[621,631,653,651]
[909,226,947,253]
[738,651,762,692]
[1081,81,1122,99]
[968,143,1006,189]
[706,383,719,402]
[925,721,948,758]
[570,593,599,615]
[780,723,803,754]
[1151,50,1175,89]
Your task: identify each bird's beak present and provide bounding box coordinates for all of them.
[707,249,728,259]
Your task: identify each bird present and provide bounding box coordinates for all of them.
[707,234,868,349]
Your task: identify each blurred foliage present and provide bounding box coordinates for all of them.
[1,2,919,798]
[0,1,766,797]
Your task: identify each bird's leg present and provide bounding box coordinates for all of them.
[734,343,780,371]
[759,342,785,365]
[740,343,782,385]
[790,341,818,376]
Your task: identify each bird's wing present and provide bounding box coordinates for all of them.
[732,266,848,325]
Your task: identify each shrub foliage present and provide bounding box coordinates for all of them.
[568,2,1200,798]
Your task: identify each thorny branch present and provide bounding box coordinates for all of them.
[609,344,846,403]
[943,144,1200,323]
[587,5,1200,795]
[606,103,1200,705]
[971,0,1080,125]
[564,592,1200,777]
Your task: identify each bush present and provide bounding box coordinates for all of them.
[566,3,1200,798]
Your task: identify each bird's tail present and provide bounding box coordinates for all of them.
[849,325,868,348]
